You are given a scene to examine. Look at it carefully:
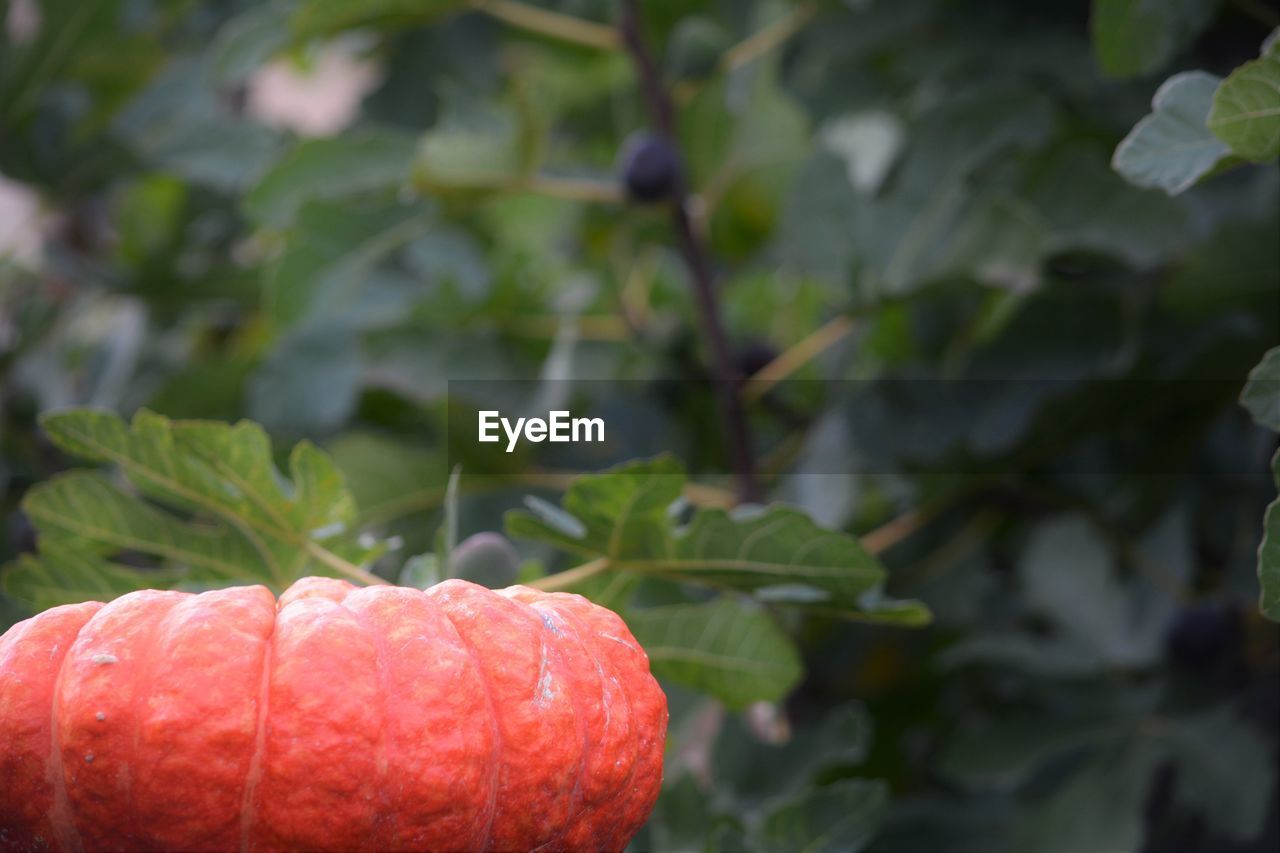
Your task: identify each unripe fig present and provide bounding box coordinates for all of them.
[451,531,521,588]
[618,132,682,202]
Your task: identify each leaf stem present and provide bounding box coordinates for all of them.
[303,541,387,586]
[744,313,855,402]
[619,0,760,502]
[527,556,611,591]
[520,174,626,203]
[416,173,624,203]
[720,3,818,73]
[469,0,621,50]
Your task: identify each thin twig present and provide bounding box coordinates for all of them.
[469,0,621,50]
[619,0,760,502]
[745,314,855,402]
[304,541,387,585]
[860,493,962,556]
[720,3,818,73]
[673,3,819,103]
[413,173,623,203]
[521,174,626,203]
[860,508,928,556]
[526,556,611,591]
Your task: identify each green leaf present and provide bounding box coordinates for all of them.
[1113,71,1232,195]
[1208,50,1280,161]
[507,458,920,621]
[760,779,890,853]
[1241,346,1280,430]
[209,3,293,84]
[854,85,1055,295]
[113,59,282,191]
[328,432,445,526]
[713,704,873,802]
[1011,737,1166,853]
[266,201,431,330]
[642,774,735,853]
[650,507,888,611]
[3,542,186,614]
[246,131,419,226]
[1020,517,1176,669]
[412,100,540,195]
[246,325,363,435]
[1259,448,1280,622]
[940,715,1123,790]
[505,456,685,560]
[7,409,382,611]
[1027,141,1189,267]
[1091,0,1218,78]
[292,0,465,38]
[1167,706,1278,840]
[23,472,263,578]
[625,598,803,709]
[0,0,120,123]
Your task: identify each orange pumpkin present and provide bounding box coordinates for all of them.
[0,578,667,852]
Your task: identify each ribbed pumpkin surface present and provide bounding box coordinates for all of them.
[0,578,667,852]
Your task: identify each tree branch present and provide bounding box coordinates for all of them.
[469,0,621,50]
[618,0,760,502]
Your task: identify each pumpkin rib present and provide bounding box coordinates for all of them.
[537,597,635,822]
[3,602,105,853]
[125,595,179,846]
[522,601,591,851]
[337,592,393,851]
[249,594,383,849]
[237,604,274,853]
[122,586,274,849]
[432,593,505,851]
[428,580,584,850]
[559,595,664,851]
[345,584,496,850]
[543,596,643,851]
[508,590,611,848]
[59,591,189,849]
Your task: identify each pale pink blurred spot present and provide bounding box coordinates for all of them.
[246,42,382,137]
[0,174,47,269]
[5,0,40,44]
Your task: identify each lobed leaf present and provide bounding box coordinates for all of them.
[1208,49,1280,162]
[3,542,186,615]
[291,0,465,38]
[507,457,926,622]
[1240,345,1280,431]
[5,409,382,611]
[625,598,803,709]
[246,132,419,226]
[627,506,888,609]
[760,778,890,853]
[1091,0,1217,78]
[1112,71,1231,195]
[1259,449,1280,622]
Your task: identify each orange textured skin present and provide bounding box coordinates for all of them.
[0,579,667,852]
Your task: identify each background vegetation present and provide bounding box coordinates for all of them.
[1,0,1278,850]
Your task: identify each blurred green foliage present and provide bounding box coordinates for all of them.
[1,0,1278,850]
